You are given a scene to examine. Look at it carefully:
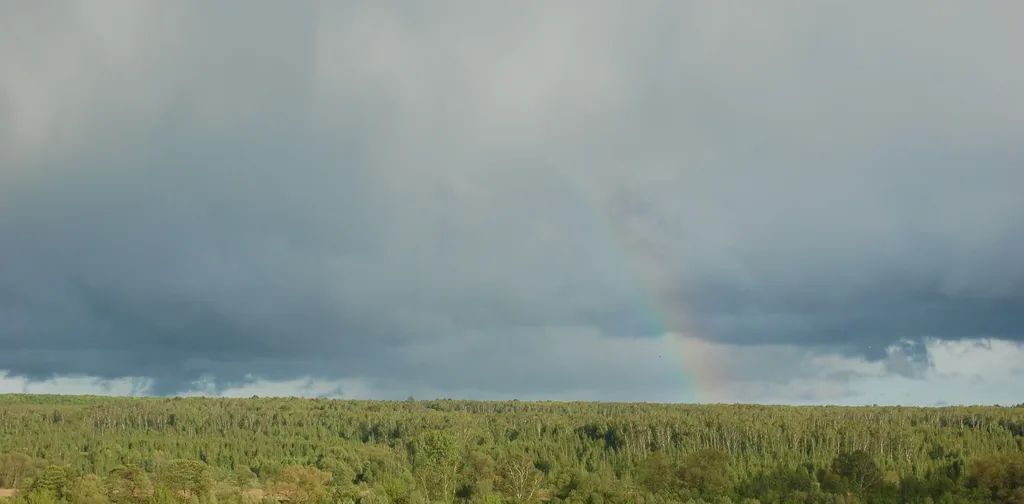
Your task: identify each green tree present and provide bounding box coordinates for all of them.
[160,460,213,503]
[968,452,1024,504]
[637,452,675,494]
[149,487,183,504]
[105,466,153,504]
[413,431,460,503]
[0,453,35,488]
[29,466,70,500]
[22,490,61,504]
[832,450,881,495]
[497,454,543,504]
[67,474,110,504]
[268,465,331,504]
[457,451,495,502]
[679,449,732,497]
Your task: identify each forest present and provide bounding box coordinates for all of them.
[0,395,1022,504]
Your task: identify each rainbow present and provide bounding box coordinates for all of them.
[584,185,724,403]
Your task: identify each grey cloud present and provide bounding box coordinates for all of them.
[1,1,1023,397]
[882,340,931,379]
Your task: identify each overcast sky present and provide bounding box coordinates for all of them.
[2,1,1023,404]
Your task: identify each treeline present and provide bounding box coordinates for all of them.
[0,395,1022,504]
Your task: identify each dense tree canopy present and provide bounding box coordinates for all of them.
[0,395,1021,504]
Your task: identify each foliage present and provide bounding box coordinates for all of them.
[267,465,330,504]
[158,460,212,503]
[831,450,881,494]
[0,453,35,488]
[0,395,1021,504]
[29,467,70,500]
[65,475,108,504]
[496,454,543,503]
[105,466,153,504]
[412,431,461,502]
[968,453,1024,504]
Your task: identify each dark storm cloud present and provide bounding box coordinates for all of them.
[2,1,1023,396]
